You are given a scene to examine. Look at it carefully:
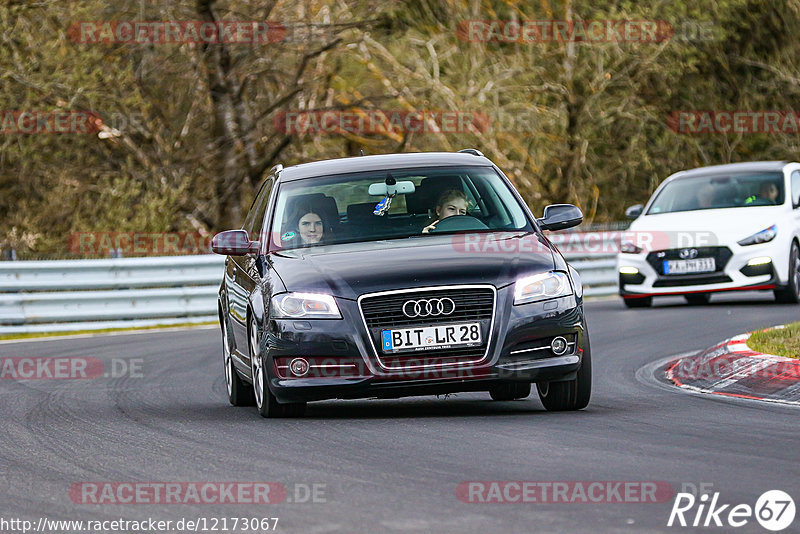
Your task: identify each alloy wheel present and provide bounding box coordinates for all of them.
[250,321,265,410]
[793,248,800,298]
[222,318,232,397]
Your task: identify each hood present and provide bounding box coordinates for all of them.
[629,207,783,249]
[269,233,555,299]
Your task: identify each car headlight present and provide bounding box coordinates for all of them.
[271,293,342,318]
[514,272,572,305]
[737,225,777,246]
[620,240,643,254]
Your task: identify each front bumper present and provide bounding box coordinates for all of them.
[616,241,785,298]
[264,286,587,403]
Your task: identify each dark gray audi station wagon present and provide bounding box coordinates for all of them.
[212,150,591,417]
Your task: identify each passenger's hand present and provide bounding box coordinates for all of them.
[421,220,439,234]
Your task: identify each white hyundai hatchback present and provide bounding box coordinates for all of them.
[617,161,800,307]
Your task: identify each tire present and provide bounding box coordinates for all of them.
[537,343,592,411]
[249,318,306,418]
[489,382,532,401]
[775,241,800,304]
[221,314,254,406]
[623,296,652,308]
[684,293,710,305]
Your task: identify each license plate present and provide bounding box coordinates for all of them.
[663,257,716,275]
[381,322,482,353]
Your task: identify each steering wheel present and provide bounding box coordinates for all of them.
[428,214,489,233]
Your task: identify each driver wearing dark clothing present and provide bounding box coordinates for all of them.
[421,189,469,233]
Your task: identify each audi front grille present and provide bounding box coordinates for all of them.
[358,285,496,370]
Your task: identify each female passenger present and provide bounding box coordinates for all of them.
[282,204,329,247]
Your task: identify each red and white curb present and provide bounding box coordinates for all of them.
[665,326,800,406]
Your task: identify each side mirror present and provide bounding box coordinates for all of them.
[537,204,583,232]
[625,204,644,219]
[211,230,260,256]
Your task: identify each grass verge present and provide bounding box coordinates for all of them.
[0,321,217,341]
[747,322,800,359]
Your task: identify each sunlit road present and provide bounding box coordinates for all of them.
[1,293,798,533]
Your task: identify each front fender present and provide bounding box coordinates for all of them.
[249,290,266,330]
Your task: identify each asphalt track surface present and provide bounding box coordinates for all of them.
[1,293,799,534]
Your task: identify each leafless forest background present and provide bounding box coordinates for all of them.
[3,0,800,256]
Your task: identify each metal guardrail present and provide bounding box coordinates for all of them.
[566,256,618,297]
[0,240,619,334]
[0,256,225,334]
[553,229,622,297]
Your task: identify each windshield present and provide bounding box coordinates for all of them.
[646,171,785,214]
[269,166,533,250]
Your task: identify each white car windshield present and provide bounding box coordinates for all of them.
[647,171,785,214]
[269,166,533,250]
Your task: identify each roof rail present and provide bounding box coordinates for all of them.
[457,148,484,157]
[268,164,283,175]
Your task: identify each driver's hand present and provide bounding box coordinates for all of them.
[421,220,439,234]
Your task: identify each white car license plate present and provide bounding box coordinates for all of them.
[663,258,716,275]
[381,322,481,353]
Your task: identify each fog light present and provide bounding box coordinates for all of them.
[619,266,645,286]
[289,358,309,377]
[740,256,773,277]
[551,336,569,356]
[747,257,772,266]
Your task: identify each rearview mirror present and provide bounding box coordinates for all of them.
[369,180,416,196]
[211,230,260,256]
[625,204,644,219]
[537,204,583,232]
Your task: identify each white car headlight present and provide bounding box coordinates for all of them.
[737,225,777,246]
[514,272,572,305]
[271,293,341,318]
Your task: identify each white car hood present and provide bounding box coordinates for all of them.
[628,207,781,249]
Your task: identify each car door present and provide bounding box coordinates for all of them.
[791,171,800,208]
[791,169,800,241]
[229,178,274,358]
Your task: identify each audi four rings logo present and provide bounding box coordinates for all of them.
[402,298,456,318]
[679,248,699,259]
